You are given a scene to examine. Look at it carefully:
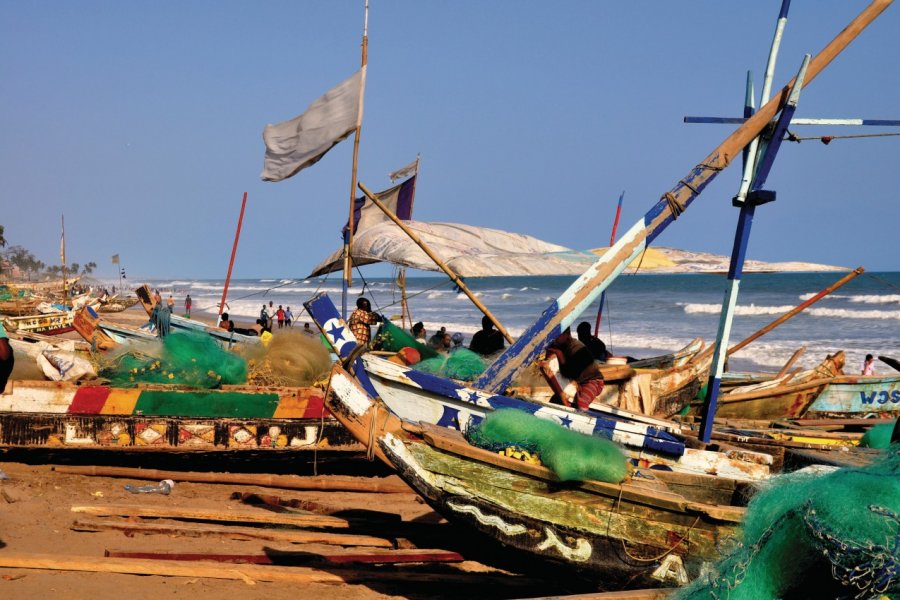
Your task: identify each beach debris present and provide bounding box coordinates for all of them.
[124,480,174,495]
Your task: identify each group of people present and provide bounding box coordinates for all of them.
[259,301,293,332]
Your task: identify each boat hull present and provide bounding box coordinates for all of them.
[0,380,357,451]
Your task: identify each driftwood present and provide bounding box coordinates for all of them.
[104,548,464,565]
[70,504,349,528]
[0,552,537,586]
[53,465,412,493]
[71,518,393,547]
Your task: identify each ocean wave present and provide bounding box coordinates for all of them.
[807,307,900,320]
[799,292,900,305]
[682,303,799,316]
[500,293,513,300]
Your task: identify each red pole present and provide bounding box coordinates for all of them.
[594,192,624,336]
[219,192,248,318]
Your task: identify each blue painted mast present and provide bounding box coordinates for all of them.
[473,1,890,395]
[698,0,805,442]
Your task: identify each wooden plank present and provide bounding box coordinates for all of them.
[70,504,349,528]
[0,552,538,586]
[71,518,392,547]
[54,465,412,493]
[105,548,465,565]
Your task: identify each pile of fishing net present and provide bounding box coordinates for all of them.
[466,408,627,483]
[99,331,247,388]
[672,443,900,600]
[375,320,437,360]
[238,329,331,387]
[414,348,486,381]
[859,421,897,449]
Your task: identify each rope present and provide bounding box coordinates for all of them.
[607,487,702,563]
[786,130,900,144]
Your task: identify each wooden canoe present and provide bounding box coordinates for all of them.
[0,379,357,452]
[324,363,744,586]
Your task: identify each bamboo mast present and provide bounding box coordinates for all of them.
[218,192,248,319]
[593,191,624,337]
[698,0,794,442]
[342,0,369,319]
[358,181,515,344]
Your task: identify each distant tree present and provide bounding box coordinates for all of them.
[0,225,6,248]
[68,262,80,275]
[82,261,97,275]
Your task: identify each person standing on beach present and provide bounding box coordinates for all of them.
[0,320,14,392]
[167,294,175,312]
[862,354,877,375]
[348,297,382,348]
[267,301,277,333]
[284,307,293,327]
[276,305,285,329]
[184,294,192,318]
[259,304,269,331]
[411,322,426,341]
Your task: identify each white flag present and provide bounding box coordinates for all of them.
[388,158,419,182]
[261,68,365,182]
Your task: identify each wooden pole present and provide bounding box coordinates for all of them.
[359,181,515,344]
[218,191,248,318]
[342,0,369,318]
[53,465,411,493]
[594,191,624,337]
[476,0,892,394]
[60,214,68,305]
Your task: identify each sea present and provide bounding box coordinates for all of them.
[137,271,900,375]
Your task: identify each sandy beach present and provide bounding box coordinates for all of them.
[0,305,585,599]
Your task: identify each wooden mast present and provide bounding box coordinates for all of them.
[342,0,369,319]
[60,214,68,306]
[475,0,893,395]
[358,181,515,344]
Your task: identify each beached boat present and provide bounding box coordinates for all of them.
[134,284,260,348]
[72,305,156,350]
[2,310,76,336]
[0,379,355,452]
[688,352,846,420]
[324,363,744,585]
[97,296,140,313]
[305,293,772,482]
[807,371,900,416]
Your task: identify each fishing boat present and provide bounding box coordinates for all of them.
[134,284,260,348]
[807,371,900,416]
[305,292,772,483]
[73,305,156,351]
[2,310,77,336]
[323,362,745,585]
[688,352,846,420]
[0,379,356,452]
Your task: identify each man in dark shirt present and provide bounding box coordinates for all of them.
[469,315,505,356]
[547,327,605,411]
[576,321,609,362]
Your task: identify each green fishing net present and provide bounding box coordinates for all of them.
[99,330,247,388]
[374,320,437,359]
[466,408,627,483]
[414,348,486,381]
[672,443,900,600]
[859,422,897,449]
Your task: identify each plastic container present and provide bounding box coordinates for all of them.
[124,479,174,495]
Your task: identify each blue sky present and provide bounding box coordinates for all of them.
[1,1,897,281]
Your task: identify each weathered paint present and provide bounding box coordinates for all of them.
[0,380,326,419]
[3,311,75,336]
[807,375,900,414]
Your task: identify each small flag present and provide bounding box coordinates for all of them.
[345,176,416,235]
[261,68,366,182]
[111,254,120,265]
[388,158,419,182]
[120,268,127,280]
